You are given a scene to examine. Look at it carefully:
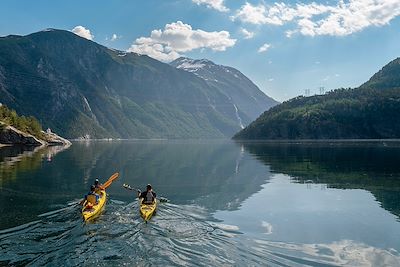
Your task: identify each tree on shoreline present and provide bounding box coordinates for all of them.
[0,104,44,139]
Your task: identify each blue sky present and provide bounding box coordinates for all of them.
[0,0,399,102]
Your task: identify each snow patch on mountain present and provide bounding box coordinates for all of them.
[176,61,206,72]
[174,57,217,73]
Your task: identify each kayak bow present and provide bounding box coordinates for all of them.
[140,198,157,222]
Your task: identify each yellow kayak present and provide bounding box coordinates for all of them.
[82,190,107,221]
[140,198,157,222]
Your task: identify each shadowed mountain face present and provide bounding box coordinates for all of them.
[170,57,278,128]
[239,141,400,219]
[0,29,275,139]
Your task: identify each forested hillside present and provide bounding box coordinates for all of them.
[0,104,44,139]
[234,87,400,139]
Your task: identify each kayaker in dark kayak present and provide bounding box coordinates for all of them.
[138,184,156,204]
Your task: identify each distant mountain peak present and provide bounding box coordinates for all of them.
[360,57,400,90]
[171,57,214,72]
[170,56,279,128]
[175,57,214,64]
[31,28,70,35]
[41,28,57,32]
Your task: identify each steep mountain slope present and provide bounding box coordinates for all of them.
[234,58,400,140]
[0,29,272,139]
[170,57,278,128]
[360,58,400,90]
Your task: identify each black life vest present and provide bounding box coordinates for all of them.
[144,191,155,204]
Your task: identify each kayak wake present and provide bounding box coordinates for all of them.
[3,198,393,266]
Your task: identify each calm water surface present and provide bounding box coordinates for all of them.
[0,140,400,266]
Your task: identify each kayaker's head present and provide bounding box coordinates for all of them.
[94,179,99,185]
[146,184,152,191]
[90,185,96,192]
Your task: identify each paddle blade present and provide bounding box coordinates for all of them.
[159,197,169,203]
[102,172,119,189]
[123,183,135,191]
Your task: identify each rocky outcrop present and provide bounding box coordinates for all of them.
[0,123,71,146]
[0,124,45,146]
[42,129,72,146]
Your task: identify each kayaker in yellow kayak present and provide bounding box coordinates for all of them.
[138,184,157,204]
[80,185,100,208]
[94,179,104,193]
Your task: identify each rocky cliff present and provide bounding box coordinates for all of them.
[0,122,71,146]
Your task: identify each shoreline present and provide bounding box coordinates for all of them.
[0,124,71,147]
[233,138,400,143]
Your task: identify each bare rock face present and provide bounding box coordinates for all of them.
[0,124,45,146]
[170,57,279,126]
[42,129,72,146]
[0,123,71,146]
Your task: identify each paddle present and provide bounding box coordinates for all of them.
[101,172,119,189]
[123,184,141,198]
[123,183,138,191]
[123,183,168,202]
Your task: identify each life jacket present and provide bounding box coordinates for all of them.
[87,194,97,205]
[144,191,155,204]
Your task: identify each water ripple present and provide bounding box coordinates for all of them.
[1,200,399,266]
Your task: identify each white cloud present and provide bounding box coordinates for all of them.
[258,43,271,53]
[285,30,296,38]
[233,3,273,25]
[128,21,236,62]
[71,26,94,40]
[111,34,119,41]
[233,1,400,37]
[233,2,300,25]
[105,34,121,42]
[240,28,255,39]
[192,0,229,12]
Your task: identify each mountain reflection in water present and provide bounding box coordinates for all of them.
[239,141,400,219]
[1,140,399,266]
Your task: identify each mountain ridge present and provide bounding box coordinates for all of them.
[0,29,277,139]
[360,57,400,90]
[170,57,279,128]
